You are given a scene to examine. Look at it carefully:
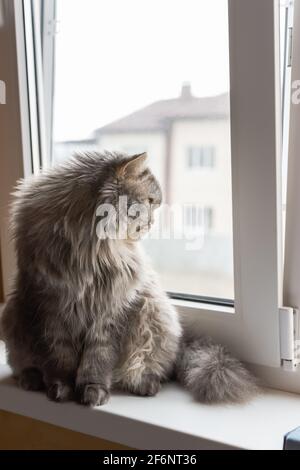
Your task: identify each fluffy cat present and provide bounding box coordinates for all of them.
[2,151,257,405]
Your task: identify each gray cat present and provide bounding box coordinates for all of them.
[2,151,257,405]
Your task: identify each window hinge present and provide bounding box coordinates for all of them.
[279,307,300,371]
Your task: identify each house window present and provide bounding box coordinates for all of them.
[184,206,201,228]
[204,207,213,230]
[184,206,214,231]
[187,147,216,169]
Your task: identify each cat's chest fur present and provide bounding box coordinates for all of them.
[59,244,145,331]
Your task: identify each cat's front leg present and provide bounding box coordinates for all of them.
[76,332,118,407]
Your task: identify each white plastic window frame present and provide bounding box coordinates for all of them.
[178,0,283,368]
[2,0,300,393]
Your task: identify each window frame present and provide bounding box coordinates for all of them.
[0,0,32,299]
[2,0,300,393]
[177,0,284,374]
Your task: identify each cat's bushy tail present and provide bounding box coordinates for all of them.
[176,337,258,403]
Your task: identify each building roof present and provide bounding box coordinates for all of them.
[95,84,230,135]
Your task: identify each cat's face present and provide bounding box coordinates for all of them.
[97,153,162,242]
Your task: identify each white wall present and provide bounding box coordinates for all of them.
[170,119,232,237]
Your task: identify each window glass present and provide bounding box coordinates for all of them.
[51,0,234,299]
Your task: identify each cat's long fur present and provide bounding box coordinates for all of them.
[2,151,257,405]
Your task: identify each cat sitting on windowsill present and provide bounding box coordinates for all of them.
[1,152,258,406]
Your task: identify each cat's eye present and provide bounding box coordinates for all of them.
[148,198,154,204]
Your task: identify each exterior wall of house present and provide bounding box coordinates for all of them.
[169,118,232,237]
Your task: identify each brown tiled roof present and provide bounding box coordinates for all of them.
[95,89,229,135]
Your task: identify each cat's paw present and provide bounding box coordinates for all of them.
[79,384,110,407]
[18,368,44,391]
[46,381,73,402]
[133,375,162,397]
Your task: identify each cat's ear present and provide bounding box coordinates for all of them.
[117,152,148,178]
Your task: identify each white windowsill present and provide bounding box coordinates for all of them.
[1,360,300,450]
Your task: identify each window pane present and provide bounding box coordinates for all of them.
[51,0,234,299]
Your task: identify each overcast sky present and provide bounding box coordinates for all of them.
[53,0,230,141]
